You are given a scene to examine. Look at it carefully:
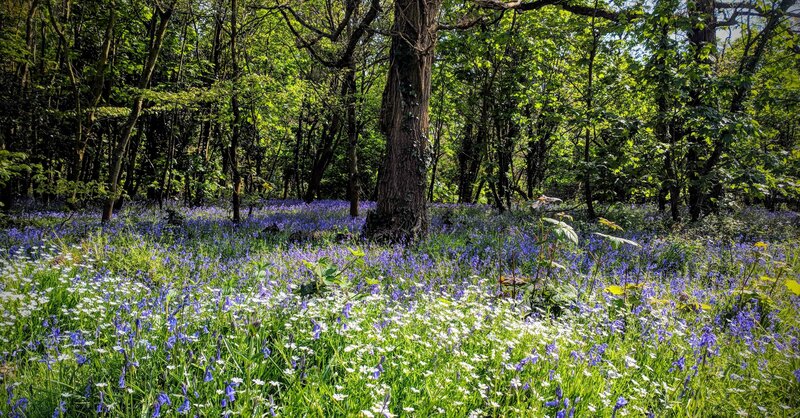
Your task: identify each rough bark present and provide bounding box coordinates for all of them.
[364,0,442,242]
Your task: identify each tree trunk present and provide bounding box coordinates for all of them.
[345,61,359,217]
[364,0,441,242]
[102,4,174,222]
[700,0,794,216]
[73,7,115,203]
[230,0,241,223]
[305,78,343,203]
[457,122,479,203]
[653,23,681,221]
[583,25,598,220]
[685,0,716,222]
[122,121,144,204]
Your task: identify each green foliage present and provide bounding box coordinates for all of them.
[0,151,34,189]
[299,247,365,296]
[543,216,579,245]
[593,232,640,250]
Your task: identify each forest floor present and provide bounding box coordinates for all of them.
[0,200,799,417]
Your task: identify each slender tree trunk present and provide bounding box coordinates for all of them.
[18,0,39,91]
[457,123,477,203]
[583,24,598,220]
[230,0,241,223]
[122,121,144,204]
[102,3,174,222]
[685,0,716,222]
[305,79,343,203]
[699,0,794,215]
[345,61,359,217]
[73,7,115,203]
[653,23,681,221]
[159,112,178,208]
[365,0,442,242]
[428,71,446,202]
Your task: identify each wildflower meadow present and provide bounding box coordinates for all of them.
[1,201,799,417]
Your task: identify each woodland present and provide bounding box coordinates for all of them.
[0,0,798,236]
[1,0,800,416]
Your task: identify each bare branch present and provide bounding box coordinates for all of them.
[716,1,800,18]
[435,10,505,31]
[473,0,638,22]
[277,0,383,70]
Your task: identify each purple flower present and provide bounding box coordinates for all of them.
[222,381,238,408]
[178,385,191,414]
[152,392,170,417]
[52,400,67,418]
[546,341,558,359]
[794,369,800,384]
[670,356,685,372]
[587,343,607,367]
[372,356,385,380]
[177,399,191,414]
[9,394,28,418]
[118,367,126,389]
[342,302,352,319]
[204,365,214,382]
[167,316,178,332]
[75,353,88,365]
[96,391,107,413]
[545,385,563,408]
[312,320,321,340]
[611,396,628,418]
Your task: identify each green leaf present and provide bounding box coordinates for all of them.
[593,233,640,250]
[785,279,800,296]
[347,247,365,257]
[543,217,578,245]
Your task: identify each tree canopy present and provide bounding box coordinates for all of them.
[1,0,798,239]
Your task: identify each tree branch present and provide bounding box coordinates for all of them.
[716,1,800,18]
[473,0,637,22]
[435,10,505,31]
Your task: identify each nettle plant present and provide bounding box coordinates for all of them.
[500,196,643,318]
[298,247,367,297]
[717,241,800,328]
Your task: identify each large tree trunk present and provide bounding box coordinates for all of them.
[364,0,441,242]
[101,4,174,222]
